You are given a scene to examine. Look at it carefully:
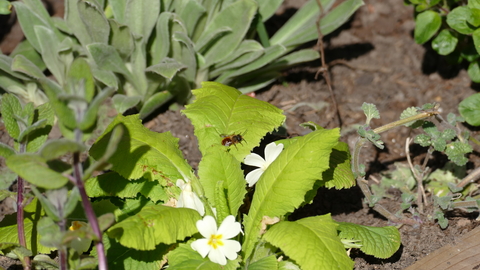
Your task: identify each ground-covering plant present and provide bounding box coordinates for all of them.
[0,0,363,119]
[0,82,402,269]
[352,102,480,229]
[407,0,480,82]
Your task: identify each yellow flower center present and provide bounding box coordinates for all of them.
[208,234,224,249]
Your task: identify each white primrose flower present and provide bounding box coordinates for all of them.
[243,142,284,187]
[191,215,242,265]
[176,179,205,216]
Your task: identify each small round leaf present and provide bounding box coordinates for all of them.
[432,29,458,55]
[414,10,441,44]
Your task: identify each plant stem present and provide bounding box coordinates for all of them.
[58,218,67,270]
[73,129,108,270]
[456,167,480,189]
[16,143,31,270]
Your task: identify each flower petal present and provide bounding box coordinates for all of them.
[192,193,205,216]
[196,216,217,237]
[264,142,284,164]
[208,247,227,265]
[245,168,264,187]
[191,239,210,258]
[222,239,241,260]
[243,153,266,167]
[217,215,241,239]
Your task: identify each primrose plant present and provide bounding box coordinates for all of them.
[80,82,400,269]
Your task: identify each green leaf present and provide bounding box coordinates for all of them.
[34,25,66,85]
[263,215,354,270]
[9,40,46,72]
[146,58,187,80]
[85,172,168,202]
[6,153,69,189]
[468,61,480,83]
[77,0,109,44]
[473,29,480,56]
[445,141,472,166]
[67,57,96,102]
[198,148,247,216]
[151,12,173,65]
[459,93,480,126]
[111,94,141,114]
[337,222,401,259]
[1,94,22,139]
[414,10,441,44]
[78,87,116,131]
[124,0,160,39]
[257,0,283,21]
[89,114,195,184]
[447,6,476,35]
[87,43,134,82]
[0,0,11,15]
[11,1,60,52]
[182,82,285,161]
[361,102,380,124]
[432,29,458,55]
[216,44,287,83]
[39,139,86,160]
[320,142,355,189]
[11,54,48,80]
[197,0,258,66]
[0,198,54,254]
[167,242,225,270]
[468,8,480,26]
[98,235,170,270]
[242,128,340,259]
[107,205,201,250]
[248,255,278,270]
[0,243,32,260]
[25,102,54,153]
[0,142,15,159]
[109,19,134,60]
[175,0,206,36]
[270,0,335,47]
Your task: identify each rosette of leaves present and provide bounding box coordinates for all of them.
[406,0,480,82]
[2,0,363,119]
[84,82,400,269]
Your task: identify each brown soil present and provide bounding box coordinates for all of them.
[2,0,480,269]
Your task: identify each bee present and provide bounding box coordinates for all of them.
[221,132,247,149]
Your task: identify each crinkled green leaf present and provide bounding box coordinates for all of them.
[361,102,380,124]
[107,205,201,250]
[337,222,401,259]
[243,128,340,259]
[432,29,458,55]
[198,147,247,216]
[248,255,278,270]
[182,82,285,161]
[25,102,54,153]
[0,243,32,259]
[0,198,54,254]
[95,235,169,270]
[320,142,355,189]
[0,142,16,159]
[90,114,195,184]
[1,94,22,139]
[263,215,353,270]
[459,93,480,126]
[6,153,69,189]
[447,6,476,35]
[414,10,441,44]
[85,172,169,202]
[445,141,472,166]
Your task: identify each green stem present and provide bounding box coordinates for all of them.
[16,143,31,270]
